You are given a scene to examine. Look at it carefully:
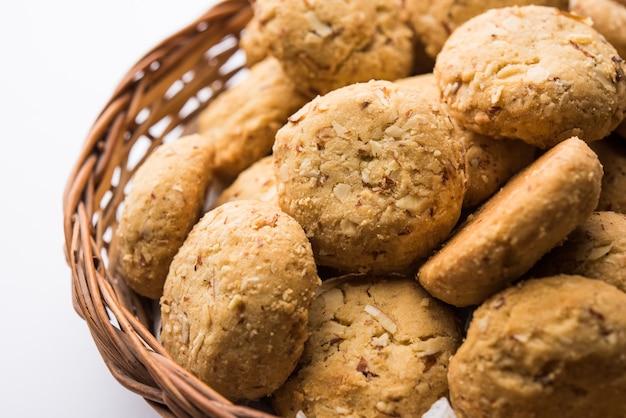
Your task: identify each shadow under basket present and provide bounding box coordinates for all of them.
[62,1,280,416]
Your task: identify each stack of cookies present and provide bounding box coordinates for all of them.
[113,1,626,417]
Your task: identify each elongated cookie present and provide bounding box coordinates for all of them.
[448,275,626,418]
[114,134,214,299]
[160,200,321,401]
[274,80,466,274]
[272,274,461,418]
[434,5,626,148]
[241,0,415,96]
[530,211,626,293]
[197,57,310,181]
[405,0,568,59]
[417,136,603,307]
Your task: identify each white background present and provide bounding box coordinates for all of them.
[0,1,217,416]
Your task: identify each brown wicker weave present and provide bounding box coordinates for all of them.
[62,1,281,416]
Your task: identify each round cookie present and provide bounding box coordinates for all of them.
[405,0,568,59]
[241,0,415,96]
[159,200,321,401]
[215,155,278,207]
[197,57,311,181]
[273,79,466,274]
[590,134,626,213]
[530,211,626,293]
[417,136,603,307]
[272,274,461,418]
[434,5,626,149]
[114,134,214,299]
[570,0,626,60]
[448,275,626,418]
[395,73,537,208]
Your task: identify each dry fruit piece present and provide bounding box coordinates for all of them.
[197,56,311,181]
[418,137,603,307]
[395,73,537,208]
[114,134,214,299]
[448,275,626,418]
[434,5,626,148]
[273,80,466,274]
[160,200,321,401]
[272,274,461,418]
[240,0,415,96]
[405,0,568,59]
[530,211,626,293]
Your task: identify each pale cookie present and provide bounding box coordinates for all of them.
[274,80,466,274]
[590,134,626,213]
[570,0,626,60]
[530,211,626,293]
[405,0,568,59]
[448,275,626,418]
[198,57,310,181]
[160,200,321,401]
[417,137,603,307]
[396,73,537,208]
[215,155,278,207]
[114,134,214,299]
[241,0,415,96]
[272,274,461,418]
[434,5,626,148]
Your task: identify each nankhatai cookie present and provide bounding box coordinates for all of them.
[417,137,603,307]
[405,0,568,59]
[160,200,321,401]
[395,73,537,207]
[215,155,278,207]
[590,134,626,213]
[448,275,626,418]
[273,80,466,274]
[197,57,311,181]
[570,0,626,60]
[272,274,461,418]
[530,211,626,293]
[114,134,214,299]
[434,5,626,148]
[241,0,415,96]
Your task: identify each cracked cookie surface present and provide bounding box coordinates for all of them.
[273,80,466,274]
[272,274,461,418]
[160,200,320,401]
[434,5,626,148]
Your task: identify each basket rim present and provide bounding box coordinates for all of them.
[62,1,281,417]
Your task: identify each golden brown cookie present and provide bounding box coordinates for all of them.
[274,80,466,274]
[434,5,626,148]
[197,57,311,181]
[160,200,321,401]
[395,73,537,208]
[272,274,461,418]
[570,0,626,60]
[114,134,214,299]
[530,211,626,293]
[405,0,568,59]
[241,0,415,96]
[590,134,626,213]
[417,137,603,307]
[214,155,278,207]
[448,275,626,418]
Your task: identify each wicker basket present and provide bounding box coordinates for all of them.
[62,1,282,416]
